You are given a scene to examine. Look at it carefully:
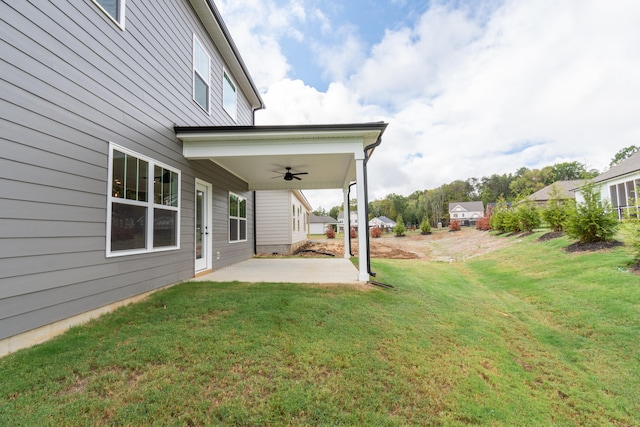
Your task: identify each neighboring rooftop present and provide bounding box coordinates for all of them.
[592,150,640,184]
[528,180,585,202]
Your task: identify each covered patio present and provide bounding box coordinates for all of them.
[176,122,388,282]
[191,258,361,284]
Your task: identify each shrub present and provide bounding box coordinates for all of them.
[565,181,619,243]
[350,227,357,238]
[503,209,520,233]
[476,217,491,231]
[515,202,541,233]
[419,218,431,234]
[449,219,461,231]
[370,226,382,238]
[326,227,336,239]
[393,215,406,236]
[542,184,572,232]
[489,198,509,233]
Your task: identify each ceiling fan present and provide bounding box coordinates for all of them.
[273,166,308,181]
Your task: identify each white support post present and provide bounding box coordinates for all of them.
[343,187,350,259]
[355,157,369,282]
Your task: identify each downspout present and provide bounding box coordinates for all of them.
[253,190,257,255]
[363,135,383,278]
[347,182,357,256]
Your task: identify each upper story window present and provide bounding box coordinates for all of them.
[223,70,237,121]
[93,0,126,29]
[193,35,211,113]
[107,143,180,256]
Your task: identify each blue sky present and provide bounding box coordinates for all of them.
[277,1,433,91]
[216,0,640,210]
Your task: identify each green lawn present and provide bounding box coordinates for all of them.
[1,232,639,426]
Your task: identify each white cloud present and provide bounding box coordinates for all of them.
[217,0,640,209]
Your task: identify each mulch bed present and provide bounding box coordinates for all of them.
[538,231,564,241]
[563,240,624,253]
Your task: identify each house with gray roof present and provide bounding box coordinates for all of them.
[309,214,338,235]
[369,216,397,230]
[527,180,584,206]
[449,201,485,225]
[577,151,640,219]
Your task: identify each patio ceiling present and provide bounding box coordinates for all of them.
[175,123,388,191]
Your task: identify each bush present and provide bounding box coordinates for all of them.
[393,215,406,236]
[370,226,382,238]
[326,227,336,239]
[489,198,509,233]
[503,209,520,233]
[419,218,431,234]
[515,202,541,233]
[565,182,619,243]
[476,217,491,231]
[542,184,572,232]
[449,219,461,231]
[350,227,357,238]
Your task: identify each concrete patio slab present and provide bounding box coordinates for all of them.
[191,258,361,284]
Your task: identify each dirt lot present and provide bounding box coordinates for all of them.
[296,228,517,262]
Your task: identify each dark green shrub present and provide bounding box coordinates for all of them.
[503,209,521,233]
[565,182,619,243]
[515,202,541,232]
[541,184,573,232]
[489,198,509,232]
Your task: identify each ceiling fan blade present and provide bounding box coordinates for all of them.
[292,172,308,176]
[293,175,302,180]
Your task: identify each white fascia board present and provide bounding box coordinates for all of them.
[182,139,365,159]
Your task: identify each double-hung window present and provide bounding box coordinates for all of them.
[193,35,211,113]
[107,143,180,256]
[229,193,247,242]
[93,0,126,29]
[222,70,237,121]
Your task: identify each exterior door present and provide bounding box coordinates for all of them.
[195,180,212,273]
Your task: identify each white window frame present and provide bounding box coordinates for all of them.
[193,35,211,113]
[229,192,247,243]
[107,143,181,257]
[222,69,237,121]
[92,0,126,30]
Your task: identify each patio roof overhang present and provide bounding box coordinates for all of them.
[175,123,388,191]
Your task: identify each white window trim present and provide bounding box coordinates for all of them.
[229,192,247,243]
[106,143,181,257]
[222,69,238,122]
[193,34,211,114]
[92,0,126,30]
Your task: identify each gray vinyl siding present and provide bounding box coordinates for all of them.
[0,0,256,340]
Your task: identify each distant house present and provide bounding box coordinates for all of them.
[449,201,485,225]
[369,216,397,230]
[255,190,311,255]
[577,151,640,219]
[310,214,338,235]
[337,211,359,232]
[527,180,584,206]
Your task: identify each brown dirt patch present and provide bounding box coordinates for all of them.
[295,228,516,261]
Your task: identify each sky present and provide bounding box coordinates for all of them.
[214,0,640,211]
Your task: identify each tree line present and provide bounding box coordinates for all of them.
[312,146,639,227]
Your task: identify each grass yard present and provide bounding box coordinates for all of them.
[1,232,639,426]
